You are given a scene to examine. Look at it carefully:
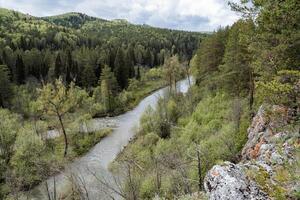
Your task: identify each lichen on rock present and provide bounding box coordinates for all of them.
[204,162,269,200]
[204,105,300,200]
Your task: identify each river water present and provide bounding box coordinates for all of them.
[25,78,192,200]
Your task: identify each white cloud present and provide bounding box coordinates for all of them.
[0,0,240,31]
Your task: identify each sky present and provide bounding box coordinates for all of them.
[0,0,241,32]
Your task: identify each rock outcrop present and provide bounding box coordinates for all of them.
[204,162,269,200]
[204,105,300,200]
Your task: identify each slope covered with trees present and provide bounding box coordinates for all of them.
[113,0,299,199]
[0,8,205,199]
[0,8,203,90]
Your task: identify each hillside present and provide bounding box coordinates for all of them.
[42,12,101,29]
[0,8,205,90]
[112,1,299,199]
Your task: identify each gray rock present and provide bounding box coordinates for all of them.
[204,162,270,200]
[270,151,284,165]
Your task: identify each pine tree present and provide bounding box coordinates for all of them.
[219,20,254,97]
[81,64,97,88]
[192,28,229,85]
[15,54,25,84]
[125,51,135,79]
[114,48,128,89]
[54,53,62,78]
[66,50,73,83]
[0,65,12,107]
[136,66,141,80]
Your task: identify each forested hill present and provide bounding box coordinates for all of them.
[0,8,205,89]
[41,12,102,29]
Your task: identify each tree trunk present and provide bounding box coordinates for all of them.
[197,149,202,191]
[186,61,192,88]
[249,70,255,118]
[58,113,68,157]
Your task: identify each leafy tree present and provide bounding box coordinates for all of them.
[37,79,83,157]
[163,55,183,93]
[11,126,49,188]
[99,65,119,112]
[0,109,20,164]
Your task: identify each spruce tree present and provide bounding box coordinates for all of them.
[0,65,12,107]
[114,48,128,89]
[66,50,73,83]
[82,64,97,88]
[54,53,62,78]
[15,55,25,84]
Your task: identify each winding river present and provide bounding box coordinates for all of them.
[25,78,192,200]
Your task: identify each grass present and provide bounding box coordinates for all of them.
[46,129,112,161]
[127,79,166,109]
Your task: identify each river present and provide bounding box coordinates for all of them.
[25,78,192,200]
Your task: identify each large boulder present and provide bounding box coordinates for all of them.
[204,162,269,200]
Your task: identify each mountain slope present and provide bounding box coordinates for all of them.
[0,8,206,89]
[41,12,102,29]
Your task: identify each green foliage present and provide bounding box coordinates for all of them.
[0,109,20,165]
[117,91,250,198]
[11,126,49,189]
[164,55,184,93]
[71,129,111,156]
[256,70,300,107]
[0,8,204,90]
[191,28,228,86]
[98,65,119,113]
[37,78,88,156]
[219,20,254,96]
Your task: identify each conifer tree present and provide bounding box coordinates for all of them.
[220,20,254,97]
[81,64,97,88]
[54,53,62,78]
[0,65,12,107]
[15,55,25,84]
[114,48,128,89]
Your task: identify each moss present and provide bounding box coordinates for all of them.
[246,165,294,200]
[271,185,286,200]
[274,167,290,182]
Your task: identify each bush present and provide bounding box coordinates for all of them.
[71,129,111,156]
[11,126,49,189]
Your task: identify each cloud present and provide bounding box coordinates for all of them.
[0,0,240,31]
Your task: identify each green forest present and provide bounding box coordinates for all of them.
[0,0,299,199]
[113,0,300,199]
[0,7,204,199]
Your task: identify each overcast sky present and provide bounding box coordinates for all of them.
[0,0,240,32]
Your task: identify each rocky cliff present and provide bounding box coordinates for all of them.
[204,105,300,200]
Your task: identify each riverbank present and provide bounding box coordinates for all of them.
[93,77,167,118]
[6,129,112,199]
[22,78,192,200]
